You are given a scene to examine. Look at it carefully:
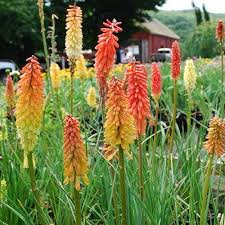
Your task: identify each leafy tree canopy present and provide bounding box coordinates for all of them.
[183,22,219,58]
[0,0,165,65]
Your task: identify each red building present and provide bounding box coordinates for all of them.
[129,19,180,62]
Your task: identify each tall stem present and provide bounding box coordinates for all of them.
[70,62,75,115]
[73,189,82,225]
[199,154,214,225]
[187,92,192,134]
[138,137,144,200]
[119,147,127,225]
[110,166,119,225]
[169,80,177,155]
[220,43,224,117]
[38,0,50,86]
[152,101,159,168]
[27,152,47,225]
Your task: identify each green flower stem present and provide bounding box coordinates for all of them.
[119,147,127,225]
[27,152,47,225]
[110,166,119,225]
[138,136,144,200]
[70,62,75,115]
[152,100,159,170]
[200,154,214,225]
[38,1,50,87]
[220,43,224,117]
[73,189,82,225]
[169,79,177,155]
[187,92,192,134]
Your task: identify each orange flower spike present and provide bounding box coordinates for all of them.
[151,62,162,102]
[95,19,122,96]
[104,77,136,156]
[16,56,44,159]
[204,116,225,157]
[216,20,225,43]
[127,61,150,136]
[5,75,15,110]
[171,41,181,80]
[64,115,89,191]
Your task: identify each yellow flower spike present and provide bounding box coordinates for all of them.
[104,77,136,157]
[15,56,44,165]
[0,179,7,201]
[183,59,197,93]
[75,55,88,80]
[50,62,61,89]
[86,87,97,108]
[65,5,83,63]
[204,116,225,157]
[87,67,95,79]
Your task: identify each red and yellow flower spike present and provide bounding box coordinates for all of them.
[5,75,15,110]
[151,62,162,102]
[127,61,150,136]
[216,20,225,43]
[15,56,44,164]
[104,77,136,156]
[171,41,181,80]
[204,116,225,157]
[64,115,89,191]
[65,5,83,63]
[95,19,122,98]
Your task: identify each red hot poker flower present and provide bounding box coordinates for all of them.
[5,75,15,110]
[151,62,162,102]
[216,20,225,43]
[171,41,181,80]
[64,115,89,191]
[95,19,122,97]
[127,61,150,136]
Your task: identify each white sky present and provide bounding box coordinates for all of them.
[158,0,225,14]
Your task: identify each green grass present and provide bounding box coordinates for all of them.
[0,58,224,225]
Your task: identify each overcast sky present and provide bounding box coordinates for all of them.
[158,0,225,14]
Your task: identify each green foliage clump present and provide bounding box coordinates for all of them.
[183,22,219,58]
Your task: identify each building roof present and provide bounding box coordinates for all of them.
[142,18,180,40]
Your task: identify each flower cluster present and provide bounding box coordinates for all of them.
[5,75,15,110]
[183,59,197,93]
[0,179,7,201]
[65,5,82,63]
[204,116,225,156]
[95,19,122,97]
[216,20,225,43]
[171,41,181,80]
[75,55,88,80]
[50,62,61,89]
[86,86,97,108]
[64,115,89,190]
[127,61,150,135]
[104,77,136,156]
[151,62,162,103]
[16,56,44,163]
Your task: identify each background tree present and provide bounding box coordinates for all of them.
[203,4,210,22]
[0,0,41,66]
[183,22,219,58]
[192,1,203,25]
[0,0,165,65]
